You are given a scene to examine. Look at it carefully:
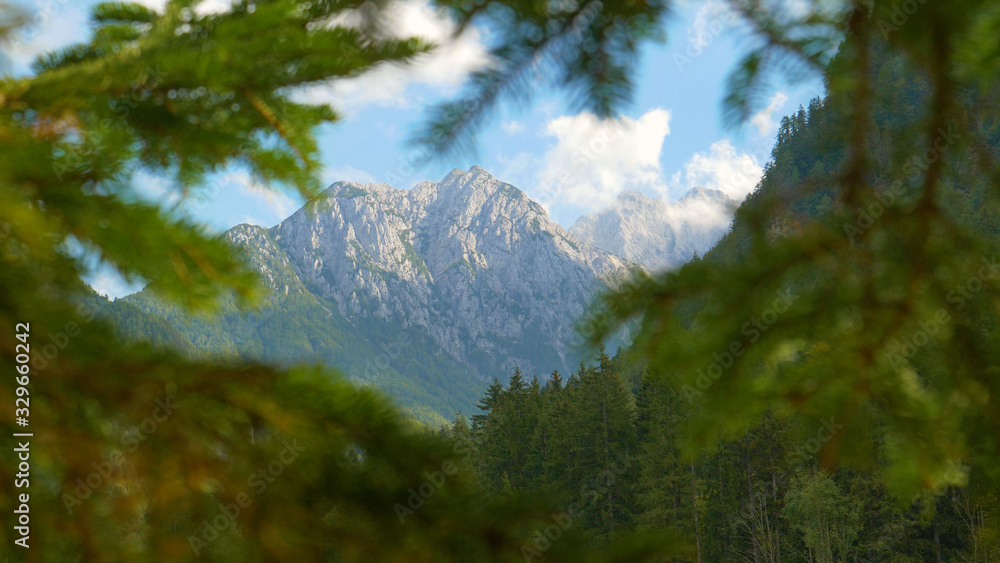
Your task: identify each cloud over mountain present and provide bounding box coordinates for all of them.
[570,186,736,271]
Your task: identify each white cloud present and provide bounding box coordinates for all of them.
[193,0,232,16]
[292,0,490,112]
[501,121,525,135]
[94,0,232,17]
[750,91,789,137]
[86,264,146,299]
[132,169,172,199]
[236,214,272,227]
[667,191,738,233]
[669,139,763,201]
[132,0,167,12]
[129,0,230,15]
[128,0,168,10]
[64,237,146,299]
[534,108,672,213]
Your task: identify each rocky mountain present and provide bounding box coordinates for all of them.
[121,166,636,423]
[569,187,736,271]
[264,165,634,372]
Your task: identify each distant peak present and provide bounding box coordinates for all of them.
[439,168,465,187]
[442,165,491,183]
[321,181,373,199]
[616,190,657,204]
[680,186,732,203]
[439,166,503,195]
[225,223,269,236]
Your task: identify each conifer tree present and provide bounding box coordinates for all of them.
[572,347,638,535]
[0,2,685,559]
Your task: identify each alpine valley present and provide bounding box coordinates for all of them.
[108,166,734,423]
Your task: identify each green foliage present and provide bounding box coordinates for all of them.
[112,286,480,426]
[439,4,1000,556]
[467,350,643,539]
[464,349,1000,561]
[6,0,1000,559]
[3,0,429,310]
[0,1,674,559]
[782,470,861,562]
[595,7,1000,502]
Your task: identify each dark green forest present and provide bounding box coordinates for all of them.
[454,347,997,561]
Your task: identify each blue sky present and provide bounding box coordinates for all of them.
[4,0,824,296]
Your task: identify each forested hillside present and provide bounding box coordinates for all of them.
[453,41,1000,561]
[98,288,471,424]
[457,348,996,561]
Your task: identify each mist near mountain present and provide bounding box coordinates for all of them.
[569,187,737,271]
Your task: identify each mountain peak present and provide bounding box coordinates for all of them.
[570,186,737,271]
[434,166,537,209]
[234,168,630,396]
[442,168,466,184]
[680,186,732,205]
[323,181,374,198]
[442,165,491,186]
[616,190,659,206]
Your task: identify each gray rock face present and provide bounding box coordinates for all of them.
[569,187,736,271]
[229,166,634,379]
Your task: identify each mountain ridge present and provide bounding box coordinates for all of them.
[121,167,640,422]
[569,186,736,270]
[116,167,740,421]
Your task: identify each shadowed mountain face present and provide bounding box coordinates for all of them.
[569,187,737,271]
[122,167,636,422]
